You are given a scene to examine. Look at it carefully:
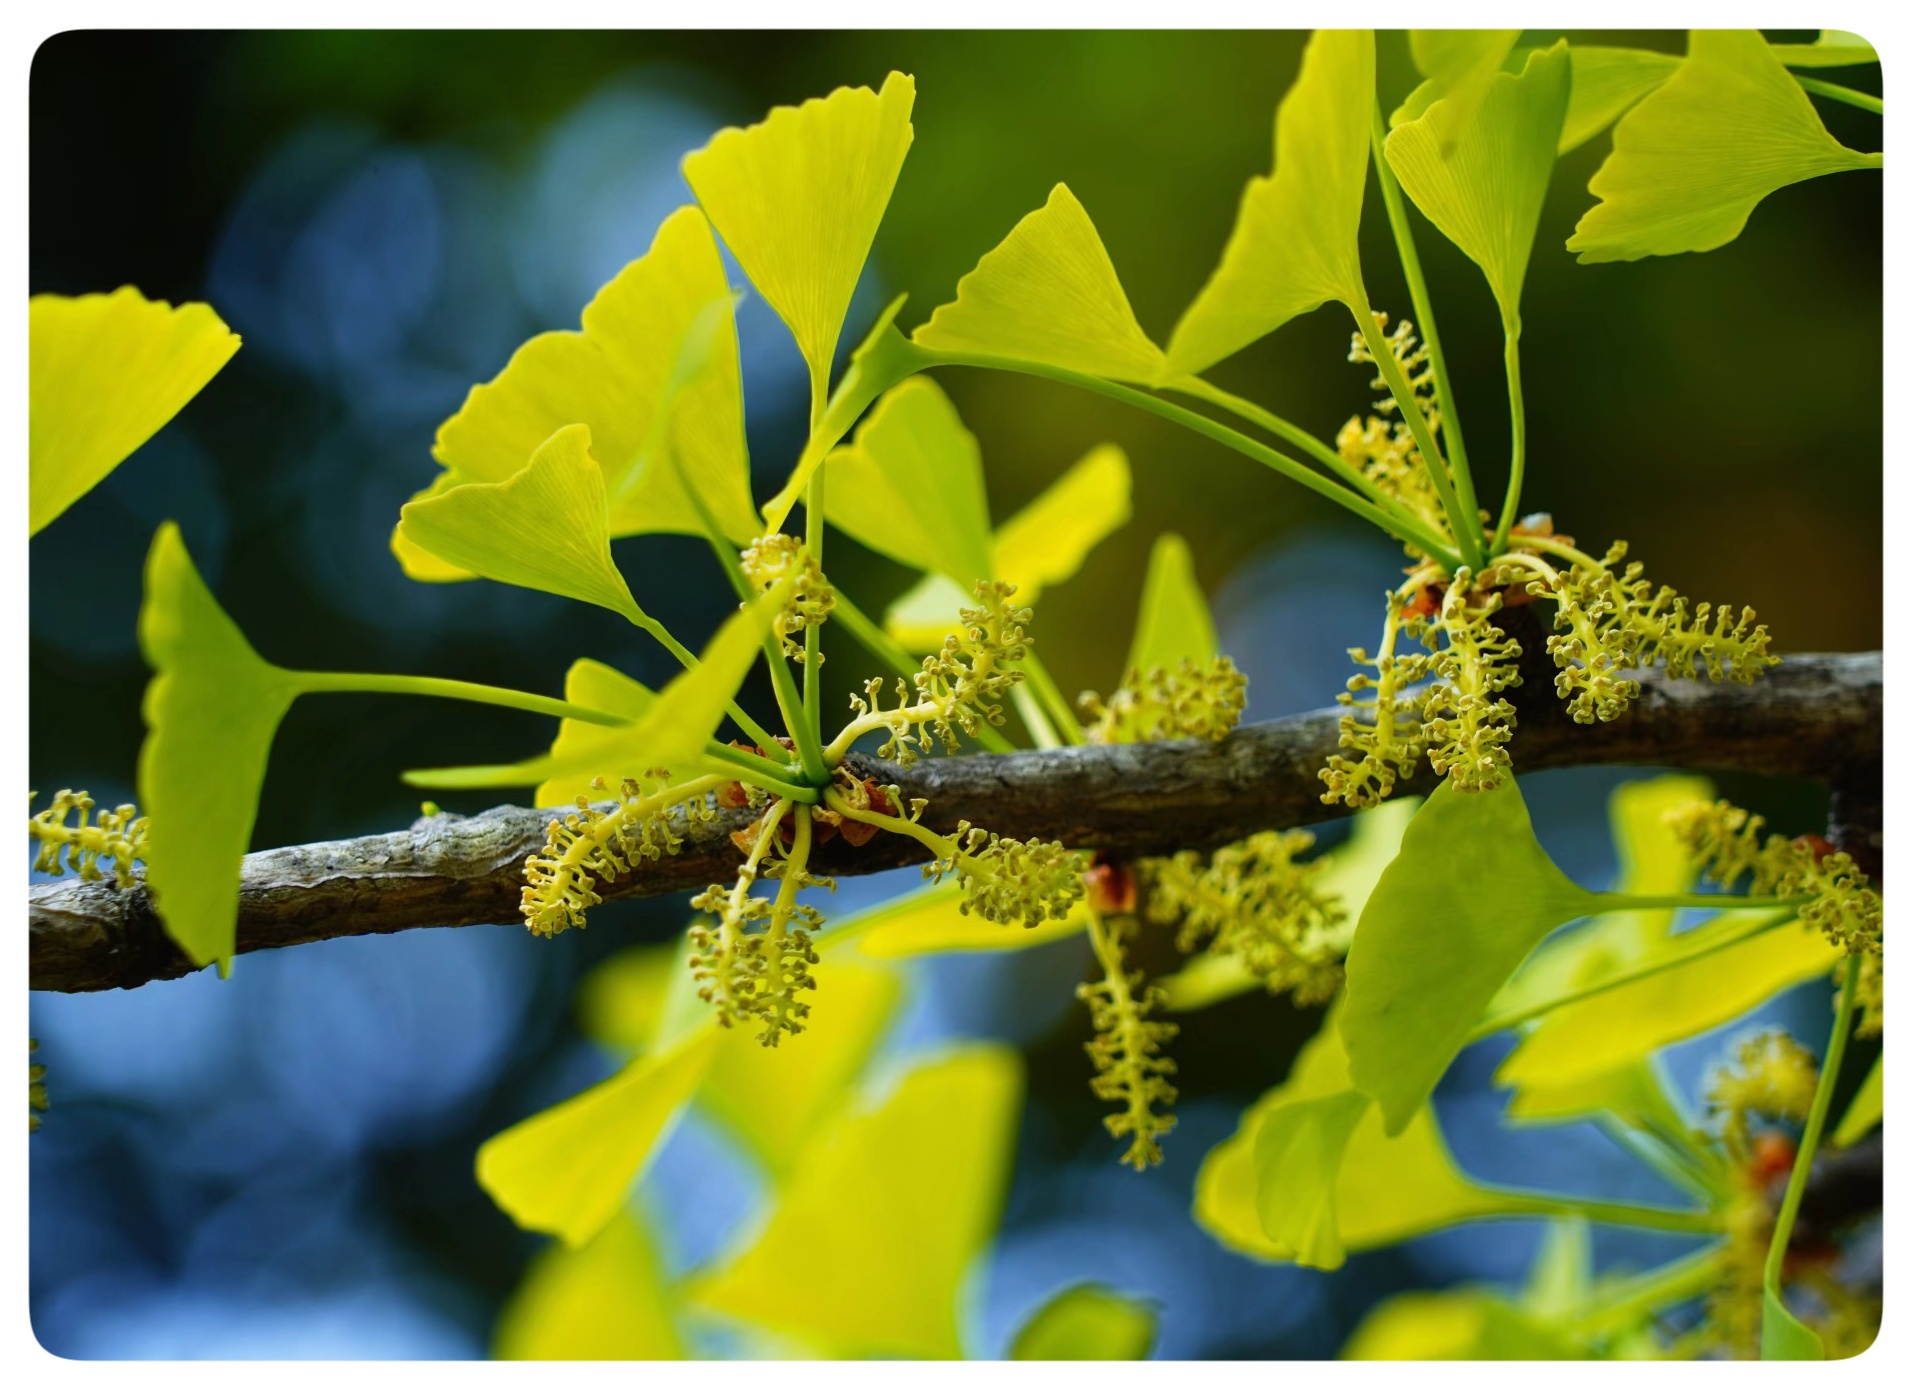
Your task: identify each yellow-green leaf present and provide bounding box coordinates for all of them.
[476,1029,720,1247]
[1568,29,1882,263]
[1831,1053,1883,1149]
[401,658,657,807]
[577,942,681,1057]
[136,523,299,970]
[1763,1287,1826,1360]
[1343,1290,1578,1360]
[1009,1285,1158,1360]
[854,882,1089,957]
[1386,43,1570,328]
[690,1046,1021,1358]
[823,377,995,586]
[1396,30,1524,144]
[683,72,915,400]
[417,205,756,576]
[398,424,645,621]
[1162,30,1374,379]
[1556,47,1680,155]
[699,954,903,1175]
[1496,918,1842,1093]
[912,183,1165,383]
[29,288,240,536]
[1341,779,1599,1135]
[1123,533,1218,675]
[993,443,1132,601]
[1252,1089,1372,1270]
[1768,31,1878,69]
[883,443,1131,650]
[493,1212,684,1359]
[1194,1007,1510,1264]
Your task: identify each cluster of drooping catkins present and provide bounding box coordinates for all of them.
[29,789,148,889]
[520,775,718,937]
[1078,913,1179,1172]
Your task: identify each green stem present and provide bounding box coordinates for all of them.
[1369,102,1478,530]
[1596,1116,1721,1204]
[797,466,828,784]
[1594,893,1812,913]
[1012,684,1064,750]
[1793,75,1883,115]
[1763,955,1862,1304]
[1507,532,1605,570]
[292,672,630,727]
[926,351,1464,569]
[628,613,784,755]
[1468,911,1796,1042]
[1352,305,1484,569]
[1172,378,1395,510]
[1489,323,1528,554]
[700,744,815,800]
[1576,1245,1731,1334]
[1496,1190,1718,1236]
[1019,650,1085,744]
[825,789,952,856]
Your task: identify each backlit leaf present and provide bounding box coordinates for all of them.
[1568,29,1882,263]
[400,659,657,806]
[699,954,903,1175]
[493,1212,684,1359]
[417,205,756,576]
[1555,47,1680,155]
[577,942,681,1057]
[884,443,1131,649]
[30,287,240,536]
[1386,42,1571,327]
[1343,1290,1578,1360]
[691,1046,1022,1359]
[1768,31,1878,69]
[398,424,645,621]
[992,444,1132,601]
[912,183,1165,383]
[1252,1089,1372,1270]
[1009,1284,1158,1360]
[1396,30,1524,144]
[476,1029,720,1247]
[1163,30,1374,378]
[136,523,299,970]
[684,72,915,399]
[1195,1006,1511,1263]
[854,882,1088,957]
[1831,1055,1882,1148]
[1123,533,1217,675]
[823,377,996,586]
[1340,779,1599,1135]
[1495,918,1840,1093]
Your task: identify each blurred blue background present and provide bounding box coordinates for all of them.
[29,30,1878,1358]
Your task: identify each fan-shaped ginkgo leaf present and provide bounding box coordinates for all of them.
[398,424,646,622]
[699,954,903,1175]
[1163,30,1374,378]
[884,443,1131,649]
[691,1046,1022,1359]
[411,205,756,583]
[1567,29,1882,263]
[1556,47,1680,155]
[1252,1090,1373,1269]
[137,523,299,971]
[1767,31,1877,69]
[1009,1284,1158,1360]
[493,1212,685,1360]
[30,288,241,537]
[1386,42,1571,327]
[1340,779,1599,1135]
[823,377,996,586]
[1831,1055,1881,1148]
[912,183,1164,383]
[684,72,915,401]
[1123,533,1218,676]
[1194,1006,1511,1264]
[476,1029,721,1248]
[1392,30,1523,141]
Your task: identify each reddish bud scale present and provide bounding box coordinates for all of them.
[1085,858,1137,915]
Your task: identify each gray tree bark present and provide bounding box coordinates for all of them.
[29,651,1880,993]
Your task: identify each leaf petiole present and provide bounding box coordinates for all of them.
[1793,75,1883,116]
[1018,650,1085,745]
[290,672,631,728]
